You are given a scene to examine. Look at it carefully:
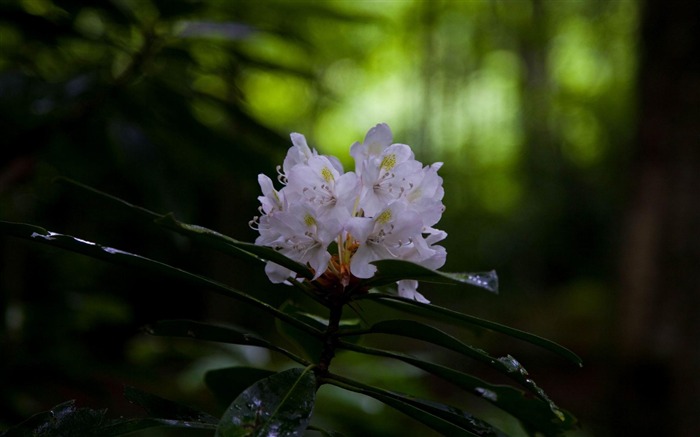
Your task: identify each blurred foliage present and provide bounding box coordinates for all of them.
[0,0,638,436]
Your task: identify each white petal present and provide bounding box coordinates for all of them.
[345,216,374,243]
[349,244,378,278]
[307,247,332,279]
[398,280,430,303]
[290,132,312,156]
[424,227,447,245]
[325,154,345,174]
[265,262,294,284]
[380,144,414,169]
[257,174,284,213]
[363,123,393,156]
[283,133,316,174]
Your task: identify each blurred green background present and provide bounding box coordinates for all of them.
[1,0,699,436]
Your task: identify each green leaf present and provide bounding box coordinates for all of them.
[306,425,348,437]
[0,400,217,437]
[339,319,550,402]
[321,374,505,437]
[338,342,577,436]
[356,259,498,293]
[357,294,583,367]
[216,367,317,437]
[275,301,326,362]
[0,221,322,339]
[0,400,105,437]
[99,418,217,436]
[124,386,219,424]
[205,367,277,408]
[145,319,310,365]
[155,213,314,280]
[55,177,314,279]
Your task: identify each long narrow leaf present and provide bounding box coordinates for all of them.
[0,400,217,437]
[0,221,321,338]
[145,320,310,366]
[156,213,314,279]
[56,177,314,279]
[357,259,498,293]
[99,418,217,436]
[275,301,326,362]
[337,341,576,436]
[306,425,348,437]
[338,319,549,402]
[124,386,219,424]
[357,294,582,367]
[320,373,506,437]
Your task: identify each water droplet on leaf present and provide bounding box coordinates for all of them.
[475,387,498,401]
[465,270,499,293]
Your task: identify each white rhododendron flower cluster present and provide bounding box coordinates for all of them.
[251,123,446,303]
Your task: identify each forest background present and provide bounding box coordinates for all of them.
[1,0,699,436]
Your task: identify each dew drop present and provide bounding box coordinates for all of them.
[74,237,95,246]
[497,354,528,375]
[465,270,499,293]
[31,231,57,241]
[475,387,498,402]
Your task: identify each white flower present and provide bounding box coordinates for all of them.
[350,123,394,175]
[282,133,316,177]
[257,174,285,215]
[346,201,423,278]
[256,204,339,282]
[281,133,344,183]
[402,162,445,228]
[286,155,358,223]
[357,144,422,217]
[252,124,447,302]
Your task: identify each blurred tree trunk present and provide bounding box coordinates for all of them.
[616,1,700,436]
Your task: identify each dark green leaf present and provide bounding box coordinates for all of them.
[306,425,348,437]
[356,259,498,293]
[339,319,550,402]
[216,367,317,437]
[357,294,582,367]
[275,301,325,362]
[145,319,310,365]
[55,177,313,279]
[0,220,321,338]
[338,342,577,435]
[155,213,314,280]
[124,386,218,424]
[402,397,508,437]
[321,374,504,437]
[98,418,217,436]
[0,400,105,437]
[205,367,277,408]
[0,400,217,437]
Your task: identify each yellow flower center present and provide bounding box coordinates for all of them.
[321,166,335,183]
[380,154,397,171]
[376,208,392,224]
[304,213,316,227]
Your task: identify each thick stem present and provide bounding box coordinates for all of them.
[316,303,343,374]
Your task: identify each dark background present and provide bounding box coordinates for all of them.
[1,0,699,436]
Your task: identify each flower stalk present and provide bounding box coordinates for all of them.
[316,303,344,374]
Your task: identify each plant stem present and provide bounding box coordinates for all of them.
[316,303,343,374]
